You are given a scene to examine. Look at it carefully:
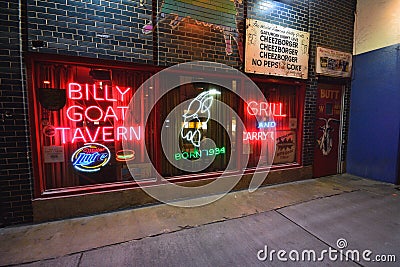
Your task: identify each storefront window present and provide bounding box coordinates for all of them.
[243,81,300,168]
[30,58,303,196]
[156,81,239,177]
[32,62,155,190]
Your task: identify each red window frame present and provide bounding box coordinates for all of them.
[27,53,305,198]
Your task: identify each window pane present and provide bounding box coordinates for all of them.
[243,82,299,167]
[156,80,239,177]
[34,62,155,189]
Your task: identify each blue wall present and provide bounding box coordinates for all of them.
[347,44,400,183]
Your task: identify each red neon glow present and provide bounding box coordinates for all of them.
[116,126,127,141]
[66,105,128,122]
[116,86,131,101]
[243,131,274,141]
[102,126,114,142]
[103,106,119,121]
[56,127,69,144]
[117,106,128,120]
[59,82,138,144]
[69,83,83,100]
[104,85,117,102]
[247,102,287,117]
[72,128,86,143]
[66,105,83,121]
[85,127,100,142]
[67,82,131,102]
[92,84,104,101]
[85,84,89,101]
[84,105,103,122]
[115,126,141,141]
[56,126,142,144]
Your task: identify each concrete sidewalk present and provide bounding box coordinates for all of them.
[0,174,399,266]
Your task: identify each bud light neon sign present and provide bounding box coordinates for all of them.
[71,143,111,172]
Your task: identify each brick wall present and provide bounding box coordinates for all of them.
[27,0,153,63]
[248,0,309,31]
[248,0,355,166]
[306,0,356,165]
[155,0,243,68]
[3,0,356,225]
[0,0,33,226]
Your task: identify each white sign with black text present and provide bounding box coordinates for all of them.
[43,146,65,163]
[245,19,310,79]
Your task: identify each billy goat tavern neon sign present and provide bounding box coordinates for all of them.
[71,143,111,172]
[56,83,142,144]
[180,90,217,147]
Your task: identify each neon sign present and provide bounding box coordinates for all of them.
[116,149,135,162]
[71,143,111,172]
[68,83,131,101]
[247,101,287,117]
[243,131,274,141]
[56,126,141,144]
[66,105,128,122]
[180,91,215,147]
[53,82,142,144]
[174,147,226,160]
[257,121,276,129]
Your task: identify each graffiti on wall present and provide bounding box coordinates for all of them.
[142,0,243,60]
[317,118,340,156]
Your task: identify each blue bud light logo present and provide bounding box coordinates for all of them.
[71,143,110,172]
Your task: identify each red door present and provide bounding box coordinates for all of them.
[313,84,342,177]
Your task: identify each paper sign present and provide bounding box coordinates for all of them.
[316,47,352,77]
[43,146,65,163]
[273,131,296,164]
[245,19,310,79]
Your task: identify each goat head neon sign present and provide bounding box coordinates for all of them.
[180,90,216,147]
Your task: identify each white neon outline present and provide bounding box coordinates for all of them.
[68,82,83,100]
[66,105,84,122]
[123,61,276,207]
[180,90,216,147]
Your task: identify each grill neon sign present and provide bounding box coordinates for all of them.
[71,143,110,172]
[247,101,287,117]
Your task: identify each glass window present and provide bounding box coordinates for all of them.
[31,60,303,195]
[242,81,300,167]
[33,62,155,190]
[155,79,240,178]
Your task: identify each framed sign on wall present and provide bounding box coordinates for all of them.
[316,46,353,78]
[245,19,310,79]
